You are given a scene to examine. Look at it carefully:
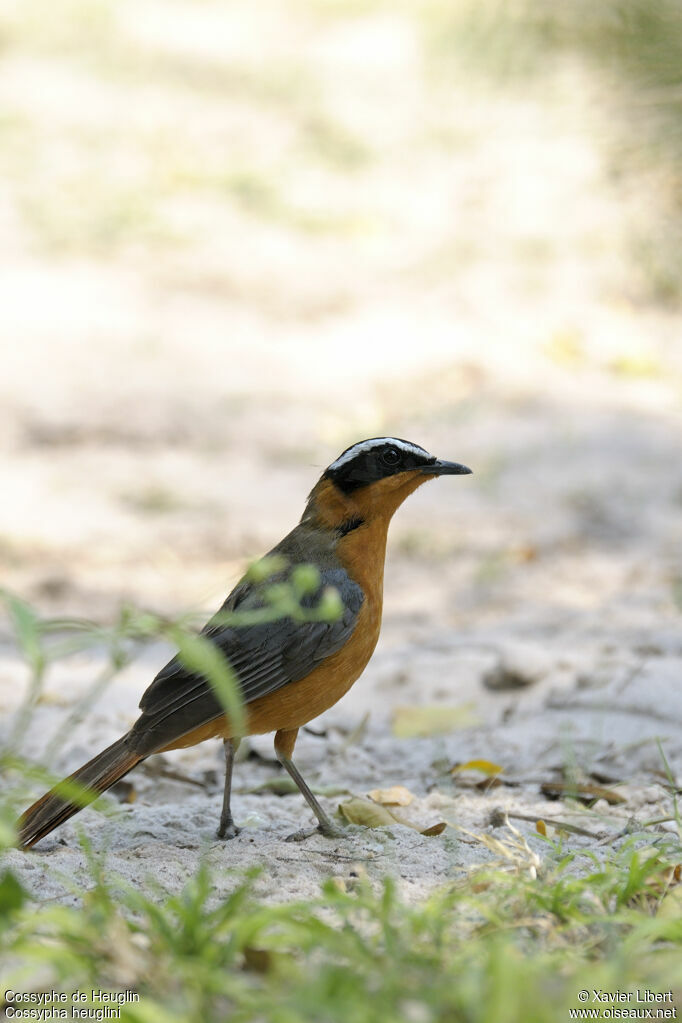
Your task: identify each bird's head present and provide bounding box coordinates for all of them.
[304,437,472,533]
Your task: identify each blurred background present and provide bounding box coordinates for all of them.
[0,0,680,670]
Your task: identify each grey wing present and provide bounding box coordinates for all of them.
[129,567,363,756]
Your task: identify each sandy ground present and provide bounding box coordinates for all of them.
[2,385,681,905]
[0,1,681,906]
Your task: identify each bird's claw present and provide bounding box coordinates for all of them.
[216,821,241,840]
[285,822,345,842]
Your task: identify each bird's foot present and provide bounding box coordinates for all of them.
[216,821,241,840]
[285,821,345,843]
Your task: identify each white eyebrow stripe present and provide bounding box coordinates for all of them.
[328,438,430,471]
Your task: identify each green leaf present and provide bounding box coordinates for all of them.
[316,586,343,622]
[245,554,288,583]
[291,564,321,597]
[0,869,26,918]
[170,628,245,737]
[1,590,45,677]
[0,802,18,850]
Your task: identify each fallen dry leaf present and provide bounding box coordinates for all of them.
[643,861,681,895]
[339,796,447,837]
[513,544,538,562]
[540,780,626,805]
[452,759,504,777]
[392,704,478,739]
[627,858,681,911]
[420,822,447,837]
[368,785,414,807]
[339,797,396,829]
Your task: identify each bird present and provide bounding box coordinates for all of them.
[18,437,471,849]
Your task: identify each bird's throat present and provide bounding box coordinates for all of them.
[304,472,431,535]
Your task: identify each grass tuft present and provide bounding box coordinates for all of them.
[1,595,681,1021]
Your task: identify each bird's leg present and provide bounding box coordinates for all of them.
[217,737,241,839]
[274,728,344,841]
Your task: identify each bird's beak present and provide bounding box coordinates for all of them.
[420,459,472,476]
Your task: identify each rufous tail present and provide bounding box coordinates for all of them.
[18,735,143,850]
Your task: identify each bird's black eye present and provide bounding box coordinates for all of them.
[381,446,401,467]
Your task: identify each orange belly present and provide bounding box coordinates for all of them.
[247,595,381,732]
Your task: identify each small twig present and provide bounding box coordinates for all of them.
[546,696,680,727]
[276,850,384,863]
[145,766,210,790]
[499,809,606,840]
